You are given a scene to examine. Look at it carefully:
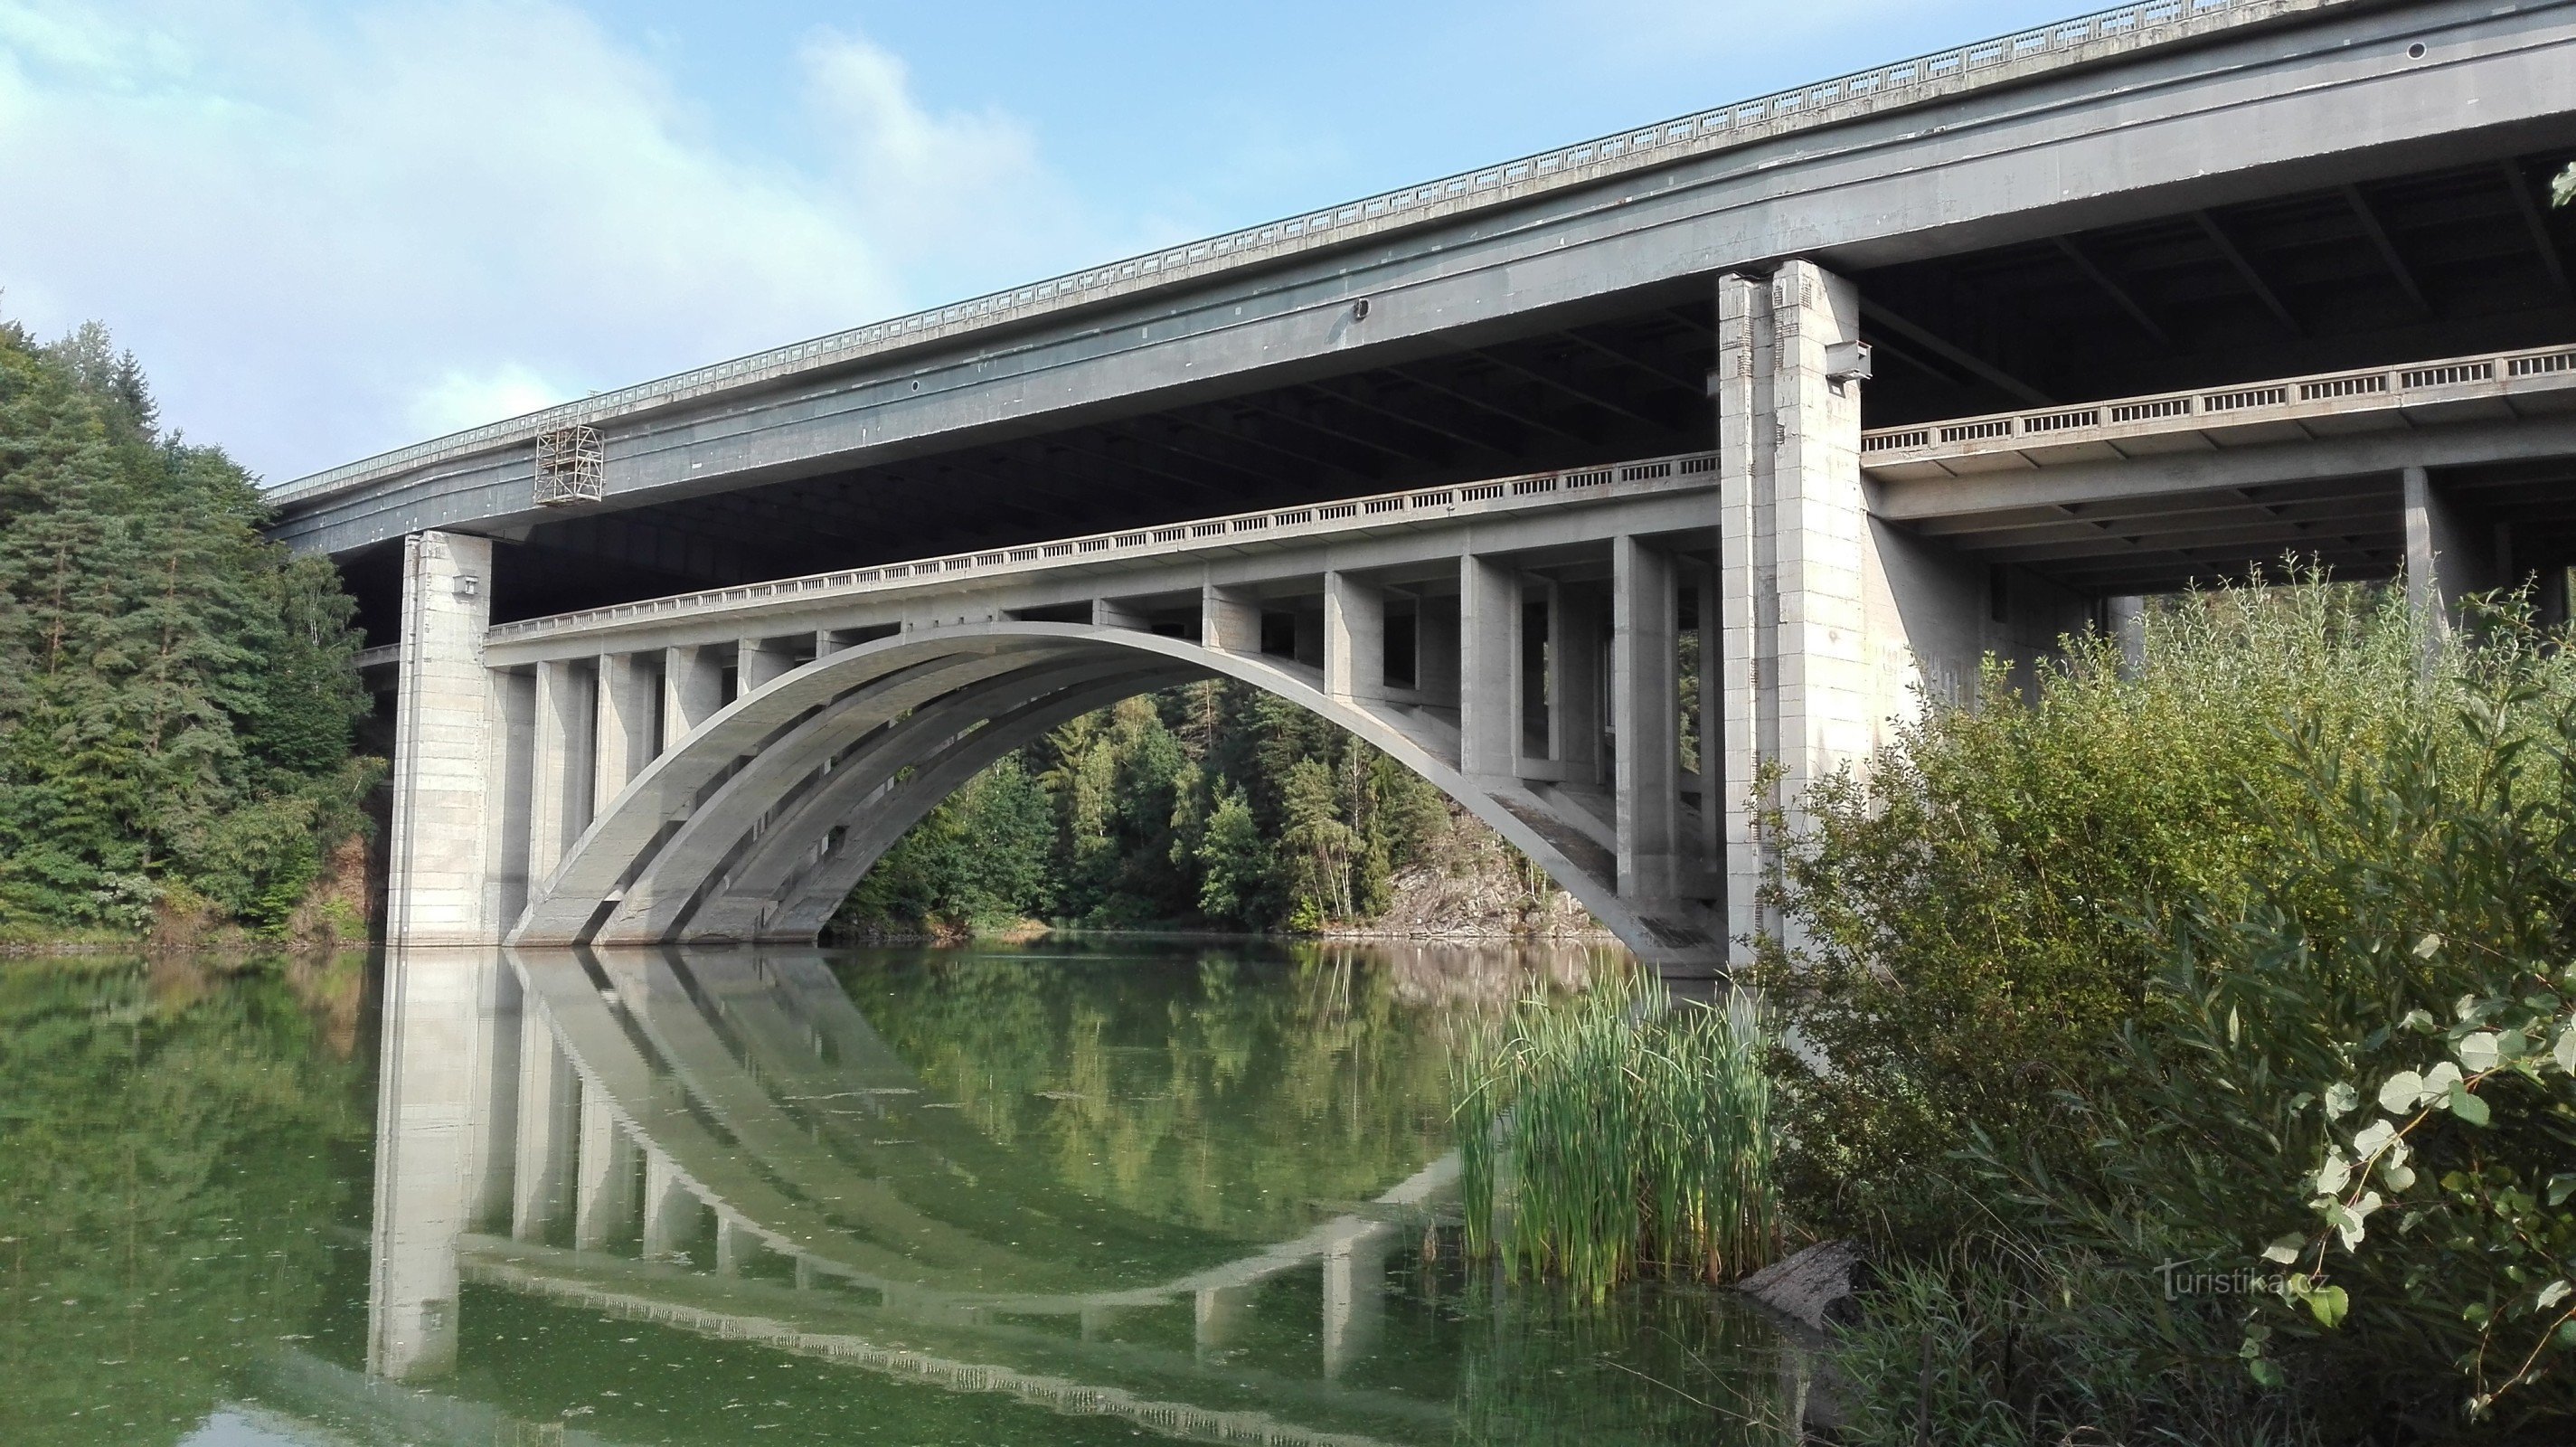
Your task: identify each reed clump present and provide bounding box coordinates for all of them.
[1455,970,1780,1301]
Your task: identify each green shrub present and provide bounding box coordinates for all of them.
[1760,577,2421,1243]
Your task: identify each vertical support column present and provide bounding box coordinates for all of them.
[366,948,508,1380]
[2107,596,2147,674]
[511,1008,579,1242]
[1458,555,1518,779]
[573,1089,636,1251]
[1715,261,1871,957]
[714,1215,753,1276]
[595,653,654,806]
[386,532,497,943]
[1553,584,1607,785]
[529,659,596,883]
[1614,537,1680,902]
[738,637,795,693]
[1416,595,1460,710]
[1194,1284,1254,1362]
[1321,1225,1386,1381]
[1323,570,1386,704]
[1092,597,1149,629]
[1203,583,1261,654]
[2405,465,2496,666]
[640,1153,696,1259]
[662,645,725,750]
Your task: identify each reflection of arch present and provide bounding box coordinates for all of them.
[512,623,1710,965]
[369,943,1456,1433]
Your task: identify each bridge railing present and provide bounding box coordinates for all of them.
[484,450,1720,646]
[1858,344,2576,473]
[271,0,2332,507]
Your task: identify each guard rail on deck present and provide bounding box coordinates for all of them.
[1859,345,2576,478]
[484,450,1719,646]
[272,0,2331,507]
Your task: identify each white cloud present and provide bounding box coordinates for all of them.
[0,1,1110,481]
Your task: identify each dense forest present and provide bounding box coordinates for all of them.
[0,319,373,938]
[835,681,1555,936]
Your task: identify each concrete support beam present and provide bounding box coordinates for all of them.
[596,652,656,805]
[662,645,726,749]
[1458,555,1518,779]
[1614,536,1680,902]
[510,1009,579,1243]
[385,532,497,943]
[529,659,596,884]
[714,1215,753,1276]
[573,1089,637,1251]
[1323,570,1385,704]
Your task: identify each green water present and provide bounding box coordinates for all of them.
[1,941,1805,1445]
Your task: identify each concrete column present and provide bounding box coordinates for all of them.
[738,637,796,693]
[1203,584,1261,653]
[385,532,498,943]
[366,948,510,1380]
[510,1009,579,1242]
[662,645,726,749]
[2107,595,2147,673]
[1194,1284,1254,1362]
[573,1089,637,1251]
[1615,536,1681,902]
[1553,583,1607,784]
[1321,1226,1386,1381]
[529,659,596,883]
[485,671,536,935]
[595,652,656,805]
[1458,555,1518,779]
[1092,598,1149,629]
[641,1153,697,1260]
[2404,466,2495,657]
[1416,595,1460,710]
[1715,262,1899,956]
[714,1215,754,1276]
[1324,570,1386,704]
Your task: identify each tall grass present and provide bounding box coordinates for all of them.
[1455,971,1781,1301]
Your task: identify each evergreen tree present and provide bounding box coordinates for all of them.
[0,319,373,932]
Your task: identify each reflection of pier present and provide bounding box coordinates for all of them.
[367,946,1454,1440]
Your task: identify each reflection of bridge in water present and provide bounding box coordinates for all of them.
[363,944,1541,1445]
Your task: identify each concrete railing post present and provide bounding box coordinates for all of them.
[1615,536,1680,901]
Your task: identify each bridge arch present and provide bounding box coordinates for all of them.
[510,620,1705,967]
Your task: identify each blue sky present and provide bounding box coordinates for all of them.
[0,0,2076,480]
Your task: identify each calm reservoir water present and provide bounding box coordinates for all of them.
[3,941,1798,1445]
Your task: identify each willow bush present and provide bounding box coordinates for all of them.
[1775,580,2576,1442]
[1455,971,1780,1301]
